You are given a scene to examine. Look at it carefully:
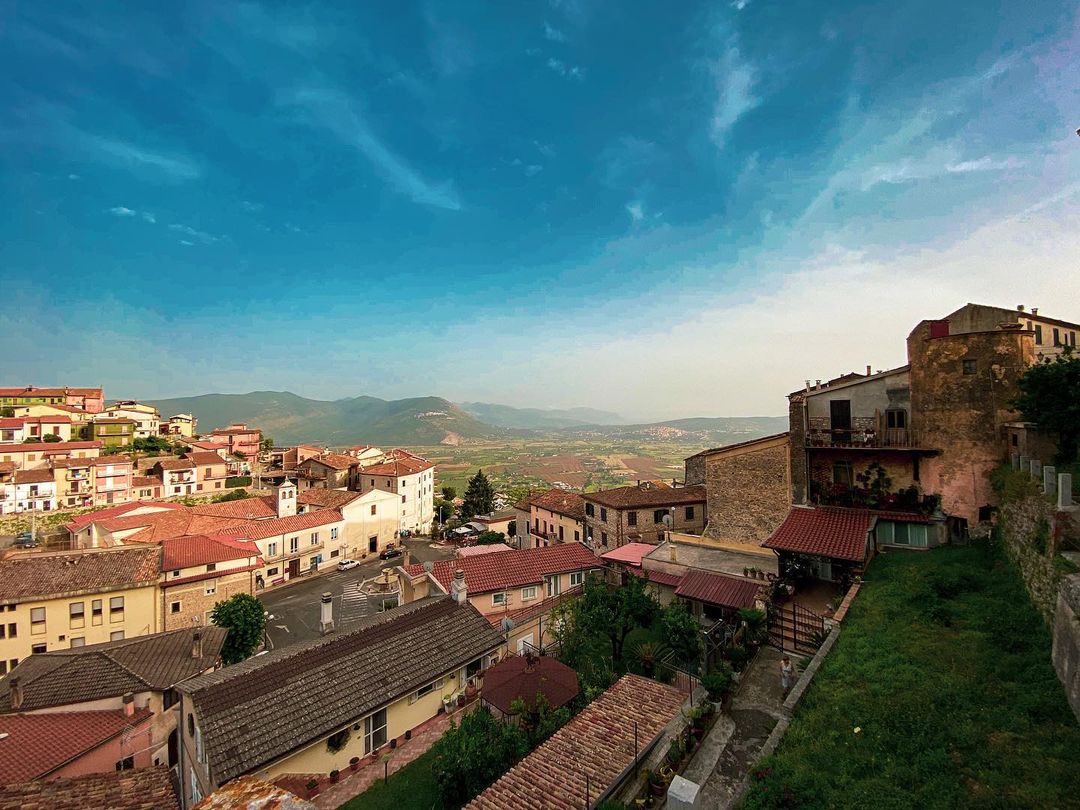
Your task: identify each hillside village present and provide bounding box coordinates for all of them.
[0,301,1078,809]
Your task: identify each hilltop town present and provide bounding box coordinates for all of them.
[0,301,1077,809]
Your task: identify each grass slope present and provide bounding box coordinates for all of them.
[339,747,442,810]
[741,541,1080,810]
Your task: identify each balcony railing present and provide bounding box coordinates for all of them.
[806,416,926,449]
[66,471,90,480]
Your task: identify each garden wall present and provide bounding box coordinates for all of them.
[1052,575,1080,722]
[998,493,1076,623]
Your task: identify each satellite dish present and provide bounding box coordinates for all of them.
[423,561,434,573]
[662,514,672,525]
[500,617,515,634]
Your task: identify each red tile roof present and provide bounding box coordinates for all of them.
[0,548,160,602]
[482,654,580,716]
[599,542,656,567]
[297,489,363,509]
[90,455,132,467]
[467,674,685,810]
[13,469,53,484]
[189,498,277,520]
[0,415,72,427]
[583,483,706,509]
[302,453,357,471]
[132,476,161,489]
[210,427,259,436]
[637,569,684,588]
[0,708,152,784]
[0,441,100,454]
[0,765,178,810]
[0,387,102,398]
[764,506,879,562]
[674,569,764,609]
[525,489,586,521]
[50,457,94,469]
[404,543,600,594]
[156,458,195,471]
[161,534,263,570]
[65,501,184,531]
[358,453,434,476]
[184,451,228,467]
[229,509,342,541]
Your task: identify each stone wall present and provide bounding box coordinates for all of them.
[701,436,791,544]
[998,493,1076,622]
[1052,575,1080,722]
[788,393,808,504]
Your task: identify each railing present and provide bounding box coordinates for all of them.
[66,471,90,480]
[806,416,924,448]
[768,601,825,653]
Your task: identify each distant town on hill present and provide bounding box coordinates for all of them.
[142,391,787,446]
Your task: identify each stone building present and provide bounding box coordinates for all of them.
[581,482,706,550]
[684,433,791,545]
[943,302,1079,361]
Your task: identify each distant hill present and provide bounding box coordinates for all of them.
[146,391,505,446]
[554,415,790,445]
[459,402,627,430]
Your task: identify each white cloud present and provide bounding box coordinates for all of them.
[169,223,219,244]
[280,87,462,211]
[524,164,543,177]
[142,212,157,224]
[546,58,584,80]
[709,44,759,148]
[732,0,750,10]
[179,240,194,246]
[544,22,567,42]
[84,135,200,181]
[534,140,556,158]
[625,201,645,221]
[108,206,136,217]
[67,173,80,180]
[946,155,1025,173]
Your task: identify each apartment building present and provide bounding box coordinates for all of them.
[90,417,137,447]
[0,415,74,443]
[160,535,263,630]
[0,547,161,670]
[91,455,134,507]
[352,451,435,534]
[0,386,104,413]
[296,452,356,490]
[204,424,262,459]
[0,441,101,471]
[51,457,96,510]
[944,302,1079,360]
[12,470,55,513]
[103,401,160,439]
[582,482,706,550]
[518,489,585,548]
[10,403,92,439]
[167,413,198,438]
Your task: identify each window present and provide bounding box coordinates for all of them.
[1053,327,1061,346]
[628,511,637,527]
[69,601,85,628]
[401,495,406,503]
[171,601,181,614]
[962,359,977,375]
[31,643,46,654]
[600,531,607,545]
[173,486,181,494]
[685,506,695,520]
[115,756,135,771]
[585,503,594,517]
[330,549,339,558]
[330,527,339,540]
[267,567,278,576]
[885,409,907,429]
[206,563,216,572]
[327,728,351,752]
[653,509,666,524]
[370,504,377,515]
[574,530,580,542]
[492,592,507,606]
[599,507,607,522]
[558,525,564,541]
[545,575,561,597]
[4,624,13,639]
[1011,434,1018,447]
[409,678,444,704]
[1033,324,1042,343]
[570,571,584,587]
[832,461,853,487]
[364,709,387,754]
[109,596,124,621]
[30,607,45,635]
[521,586,537,601]
[267,541,277,557]
[205,584,216,596]
[111,630,124,641]
[190,770,203,805]
[70,636,85,648]
[310,532,319,545]
[289,537,299,554]
[877,521,928,548]
[92,599,102,625]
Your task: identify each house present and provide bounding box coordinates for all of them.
[0,415,74,444]
[132,475,164,500]
[91,454,134,506]
[297,487,399,558]
[188,440,228,457]
[296,452,356,490]
[160,535,263,630]
[266,444,324,472]
[0,465,14,516]
[12,469,56,512]
[470,509,517,538]
[0,627,226,772]
[352,450,435,534]
[204,424,262,460]
[685,433,792,545]
[90,417,137,447]
[176,597,503,808]
[518,489,585,548]
[156,458,198,497]
[0,386,104,414]
[0,765,179,810]
[103,401,160,439]
[51,457,96,509]
[467,674,686,810]
[10,404,94,439]
[0,546,162,669]
[944,302,1079,360]
[185,452,230,494]
[0,707,155,785]
[399,543,602,654]
[167,413,198,438]
[582,482,706,550]
[0,440,101,471]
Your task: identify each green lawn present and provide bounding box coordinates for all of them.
[740,541,1080,810]
[338,747,443,810]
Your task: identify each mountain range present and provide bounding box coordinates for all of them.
[144,391,786,447]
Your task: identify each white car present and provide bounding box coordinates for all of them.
[337,559,360,571]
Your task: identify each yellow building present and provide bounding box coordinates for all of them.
[518,489,586,547]
[168,413,198,438]
[0,546,161,672]
[177,597,503,807]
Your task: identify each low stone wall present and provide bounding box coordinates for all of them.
[1052,575,1080,722]
[998,494,1076,623]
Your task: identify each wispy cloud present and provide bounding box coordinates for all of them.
[626,201,645,222]
[84,135,201,181]
[732,0,750,10]
[280,87,462,211]
[67,173,80,181]
[544,22,567,42]
[946,155,1025,173]
[546,58,585,80]
[169,223,219,244]
[524,164,543,177]
[142,212,157,224]
[709,43,759,148]
[534,140,556,158]
[108,206,136,217]
[423,9,474,77]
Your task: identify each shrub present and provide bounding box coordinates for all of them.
[432,707,528,806]
[226,476,252,488]
[702,663,735,702]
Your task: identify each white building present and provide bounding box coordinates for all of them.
[351,451,435,535]
[104,401,161,439]
[13,468,56,512]
[298,487,401,557]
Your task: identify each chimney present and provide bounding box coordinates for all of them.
[401,546,411,569]
[1031,307,1038,315]
[815,380,822,390]
[450,569,468,605]
[866,365,872,376]
[1017,304,1025,312]
[805,380,811,392]
[9,677,22,710]
[320,592,334,634]
[191,630,203,659]
[669,544,677,562]
[123,692,135,717]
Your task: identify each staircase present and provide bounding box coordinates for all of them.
[768,601,825,654]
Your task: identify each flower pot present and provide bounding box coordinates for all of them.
[306,781,320,798]
[330,770,340,784]
[649,781,666,797]
[404,729,412,741]
[457,695,466,707]
[349,757,360,771]
[390,739,397,750]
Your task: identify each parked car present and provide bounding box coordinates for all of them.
[337,559,360,571]
[14,532,37,548]
[379,546,403,560]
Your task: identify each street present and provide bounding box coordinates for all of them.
[259,538,455,650]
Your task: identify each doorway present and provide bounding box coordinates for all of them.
[368,536,378,553]
[830,399,851,444]
[288,558,300,579]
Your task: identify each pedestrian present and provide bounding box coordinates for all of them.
[780,655,794,695]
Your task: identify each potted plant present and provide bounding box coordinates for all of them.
[702,663,735,711]
[305,779,320,798]
[329,769,340,784]
[645,769,666,797]
[404,729,412,741]
[389,738,397,750]
[349,756,360,772]
[457,693,467,707]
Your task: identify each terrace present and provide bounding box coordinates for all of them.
[806,416,933,450]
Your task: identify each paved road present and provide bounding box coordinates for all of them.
[260,538,455,650]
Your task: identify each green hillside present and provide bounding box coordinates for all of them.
[459,402,627,429]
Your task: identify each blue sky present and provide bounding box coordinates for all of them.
[1,1,1077,420]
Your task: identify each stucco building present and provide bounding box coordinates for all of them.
[518,489,585,548]
[160,536,263,630]
[297,487,400,557]
[203,424,262,460]
[103,402,160,439]
[0,386,104,414]
[352,451,435,534]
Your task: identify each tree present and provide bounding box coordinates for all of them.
[42,433,62,443]
[461,469,495,520]
[433,497,456,524]
[575,574,659,664]
[441,485,457,500]
[475,530,506,545]
[259,436,274,453]
[1014,348,1080,463]
[661,602,704,670]
[211,593,266,664]
[213,488,249,503]
[432,706,529,806]
[508,691,571,747]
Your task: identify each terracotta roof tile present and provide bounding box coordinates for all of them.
[13,469,53,484]
[763,506,875,562]
[583,483,706,509]
[91,455,132,466]
[161,534,262,570]
[194,776,313,809]
[482,654,580,716]
[0,387,102,398]
[189,498,277,520]
[0,765,178,810]
[229,509,342,541]
[0,709,153,784]
[0,440,101,454]
[0,548,159,602]
[357,453,434,476]
[525,489,586,521]
[635,569,684,588]
[404,543,601,594]
[674,570,764,609]
[156,458,195,471]
[467,675,684,810]
[599,542,656,567]
[132,476,161,488]
[184,451,228,467]
[301,453,357,471]
[297,488,363,509]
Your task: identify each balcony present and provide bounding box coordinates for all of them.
[806,417,932,450]
[66,471,90,480]
[65,484,91,496]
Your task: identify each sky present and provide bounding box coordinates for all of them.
[1,1,1078,422]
